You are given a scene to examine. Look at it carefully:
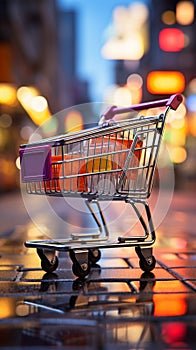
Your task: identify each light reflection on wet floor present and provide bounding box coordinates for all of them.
[0,249,196,349]
[0,189,196,348]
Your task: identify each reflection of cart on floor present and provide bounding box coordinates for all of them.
[20,94,182,278]
[19,272,156,348]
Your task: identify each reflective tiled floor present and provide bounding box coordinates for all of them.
[0,189,196,349]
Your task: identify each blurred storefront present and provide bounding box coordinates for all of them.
[0,0,195,192]
[0,0,89,192]
[101,0,196,189]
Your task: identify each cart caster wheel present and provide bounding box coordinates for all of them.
[41,255,59,273]
[88,248,101,264]
[72,261,90,279]
[72,278,85,291]
[139,255,156,273]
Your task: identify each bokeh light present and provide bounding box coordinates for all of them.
[31,96,48,113]
[113,86,132,106]
[65,110,83,133]
[162,10,176,25]
[101,2,149,60]
[176,1,194,25]
[170,146,187,164]
[147,71,185,94]
[0,84,16,105]
[17,86,51,125]
[186,95,196,112]
[0,114,12,128]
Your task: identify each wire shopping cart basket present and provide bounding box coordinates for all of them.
[20,94,183,278]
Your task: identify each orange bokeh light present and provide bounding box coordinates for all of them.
[154,295,187,316]
[147,71,185,94]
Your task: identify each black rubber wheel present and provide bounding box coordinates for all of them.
[41,255,59,273]
[72,261,90,279]
[139,255,156,272]
[88,248,101,264]
[72,278,85,291]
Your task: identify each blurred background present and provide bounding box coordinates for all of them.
[0,0,195,193]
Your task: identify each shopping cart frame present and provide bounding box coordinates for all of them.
[20,94,183,278]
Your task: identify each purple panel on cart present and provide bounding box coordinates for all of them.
[19,145,52,182]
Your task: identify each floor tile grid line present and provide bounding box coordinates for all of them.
[157,260,196,292]
[1,313,196,326]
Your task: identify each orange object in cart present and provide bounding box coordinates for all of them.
[81,136,143,180]
[103,136,143,180]
[45,154,87,192]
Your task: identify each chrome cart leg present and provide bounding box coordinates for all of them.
[85,199,109,240]
[135,246,156,272]
[69,249,90,279]
[37,248,59,273]
[70,200,109,244]
[117,198,156,272]
[118,199,156,245]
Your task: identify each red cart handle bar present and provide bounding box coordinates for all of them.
[100,94,183,122]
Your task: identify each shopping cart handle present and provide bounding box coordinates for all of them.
[99,94,183,123]
[166,93,183,110]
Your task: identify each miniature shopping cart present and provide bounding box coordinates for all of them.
[20,94,183,278]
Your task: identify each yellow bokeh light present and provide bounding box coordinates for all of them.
[167,102,186,123]
[188,113,196,136]
[176,1,194,25]
[171,118,185,130]
[17,86,51,125]
[41,117,58,136]
[103,83,141,105]
[103,84,119,104]
[17,86,38,104]
[31,95,48,112]
[170,146,187,163]
[174,103,186,119]
[168,128,186,146]
[65,110,83,133]
[113,86,132,106]
[0,84,16,105]
[129,88,142,104]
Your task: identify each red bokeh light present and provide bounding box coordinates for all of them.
[159,28,185,52]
